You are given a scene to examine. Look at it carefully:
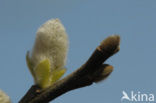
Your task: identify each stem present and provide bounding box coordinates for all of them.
[19,35,120,103]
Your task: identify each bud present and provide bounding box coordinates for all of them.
[99,35,120,54]
[93,64,114,83]
[26,19,69,88]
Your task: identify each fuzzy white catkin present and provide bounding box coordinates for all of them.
[30,18,68,71]
[0,90,11,103]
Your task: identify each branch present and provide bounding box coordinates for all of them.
[19,35,120,103]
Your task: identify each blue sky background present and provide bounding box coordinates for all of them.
[0,0,156,103]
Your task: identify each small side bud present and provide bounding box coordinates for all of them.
[99,35,120,54]
[93,64,114,83]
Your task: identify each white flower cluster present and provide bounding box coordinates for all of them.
[31,18,68,71]
[0,90,11,103]
[26,18,69,88]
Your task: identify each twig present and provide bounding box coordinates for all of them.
[19,35,120,103]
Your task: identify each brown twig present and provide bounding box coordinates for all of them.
[19,35,120,103]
